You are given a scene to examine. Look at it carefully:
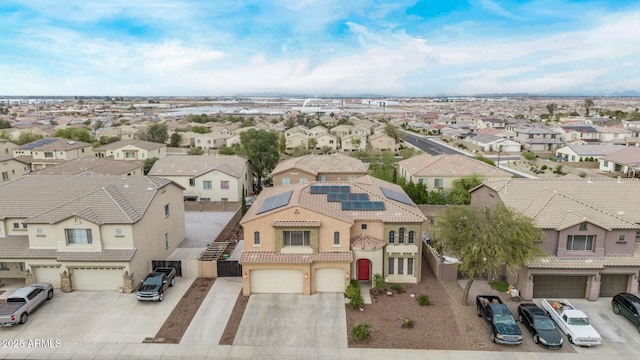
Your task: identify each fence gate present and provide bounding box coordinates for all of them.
[151,260,183,277]
[217,261,242,277]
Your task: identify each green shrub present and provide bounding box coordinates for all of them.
[391,284,405,293]
[371,273,386,295]
[352,323,372,342]
[345,280,363,309]
[522,151,536,161]
[489,280,509,292]
[541,165,547,170]
[417,294,430,306]
[402,318,415,329]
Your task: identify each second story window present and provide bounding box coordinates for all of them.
[44,151,53,158]
[189,178,195,187]
[408,231,415,244]
[579,222,588,231]
[164,204,170,217]
[203,181,212,190]
[333,232,340,245]
[566,235,595,251]
[283,231,310,246]
[361,224,367,230]
[398,228,405,244]
[388,231,395,244]
[66,229,93,245]
[254,231,260,245]
[221,181,229,189]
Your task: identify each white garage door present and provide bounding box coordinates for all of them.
[33,266,62,288]
[315,268,345,293]
[250,269,303,294]
[72,267,124,291]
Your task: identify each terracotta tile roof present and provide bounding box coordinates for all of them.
[527,243,640,269]
[350,234,385,250]
[0,236,57,259]
[480,178,640,230]
[30,158,142,176]
[239,250,353,264]
[94,139,165,151]
[600,147,640,167]
[272,153,369,176]
[57,249,136,262]
[399,154,513,178]
[272,220,321,227]
[17,138,92,151]
[148,154,248,178]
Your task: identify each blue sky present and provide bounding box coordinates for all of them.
[1,0,639,96]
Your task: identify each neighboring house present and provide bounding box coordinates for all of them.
[508,127,563,152]
[168,130,197,148]
[239,176,426,295]
[307,125,329,138]
[0,156,30,183]
[13,138,93,170]
[599,147,640,177]
[398,154,513,190]
[597,126,630,144]
[272,153,369,186]
[352,126,371,138]
[194,133,229,150]
[368,133,396,151]
[94,139,167,161]
[284,125,308,138]
[555,144,623,162]
[471,178,640,300]
[285,132,309,150]
[340,134,367,152]
[148,154,252,201]
[474,118,506,129]
[0,175,185,291]
[329,124,353,139]
[555,125,601,143]
[467,135,521,153]
[314,133,339,151]
[29,158,143,176]
[0,138,18,156]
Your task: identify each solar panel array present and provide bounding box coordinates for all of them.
[327,193,370,202]
[20,138,57,150]
[380,187,414,206]
[256,190,293,214]
[341,201,385,211]
[309,185,351,194]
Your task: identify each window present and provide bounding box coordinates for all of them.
[579,222,588,231]
[164,204,170,217]
[333,232,340,245]
[125,152,135,159]
[618,234,626,243]
[388,231,395,244]
[115,228,123,236]
[528,134,534,139]
[388,258,394,275]
[566,235,595,251]
[361,224,367,230]
[299,178,308,183]
[407,258,414,275]
[254,231,260,245]
[189,178,195,187]
[281,178,290,185]
[434,179,444,188]
[22,223,27,229]
[221,181,229,189]
[44,152,53,158]
[398,259,404,274]
[1,172,7,181]
[398,228,405,244]
[36,228,44,235]
[12,222,19,229]
[165,233,169,250]
[221,198,228,202]
[203,181,212,189]
[0,262,9,270]
[317,175,326,181]
[283,231,310,246]
[408,231,415,244]
[66,229,93,244]
[200,198,210,202]
[604,161,609,167]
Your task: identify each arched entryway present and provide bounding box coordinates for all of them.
[357,259,371,281]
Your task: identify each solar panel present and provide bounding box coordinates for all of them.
[256,190,293,214]
[309,185,351,194]
[380,187,414,206]
[341,201,385,211]
[327,193,370,202]
[21,138,57,150]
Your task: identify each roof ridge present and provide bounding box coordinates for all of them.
[102,184,137,223]
[550,191,637,228]
[24,186,105,222]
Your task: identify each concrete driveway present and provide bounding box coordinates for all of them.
[234,293,348,348]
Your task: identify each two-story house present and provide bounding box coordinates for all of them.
[0,156,30,183]
[148,154,252,202]
[0,138,18,156]
[94,139,167,161]
[272,153,368,186]
[398,154,513,190]
[0,175,185,291]
[13,138,93,170]
[239,176,426,295]
[507,126,563,152]
[368,133,396,151]
[470,178,640,300]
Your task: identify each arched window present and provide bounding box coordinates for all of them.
[333,231,340,245]
[408,231,415,244]
[388,231,395,244]
[398,228,405,244]
[253,231,260,245]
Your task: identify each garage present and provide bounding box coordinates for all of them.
[250,269,303,294]
[533,275,588,298]
[314,268,345,293]
[72,267,124,291]
[600,275,629,297]
[33,266,62,288]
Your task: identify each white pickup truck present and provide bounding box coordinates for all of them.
[0,283,54,326]
[541,298,601,346]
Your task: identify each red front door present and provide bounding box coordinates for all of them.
[357,259,370,281]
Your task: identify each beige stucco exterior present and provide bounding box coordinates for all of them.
[0,158,29,183]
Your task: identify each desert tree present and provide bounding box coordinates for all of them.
[584,98,594,117]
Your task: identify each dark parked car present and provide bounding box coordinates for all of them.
[517,303,563,349]
[612,293,640,333]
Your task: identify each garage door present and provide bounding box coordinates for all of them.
[315,268,345,293]
[533,275,588,298]
[250,269,303,294]
[600,275,629,297]
[72,267,124,291]
[33,266,62,288]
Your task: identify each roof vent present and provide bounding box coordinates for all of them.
[67,141,76,144]
[617,176,622,184]
[123,184,129,188]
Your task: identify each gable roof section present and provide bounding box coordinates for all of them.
[94,139,165,151]
[18,138,92,151]
[559,144,623,156]
[29,157,142,175]
[0,175,174,224]
[600,147,640,167]
[241,175,425,225]
[479,178,640,230]
[399,154,512,178]
[148,154,248,178]
[272,153,368,176]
